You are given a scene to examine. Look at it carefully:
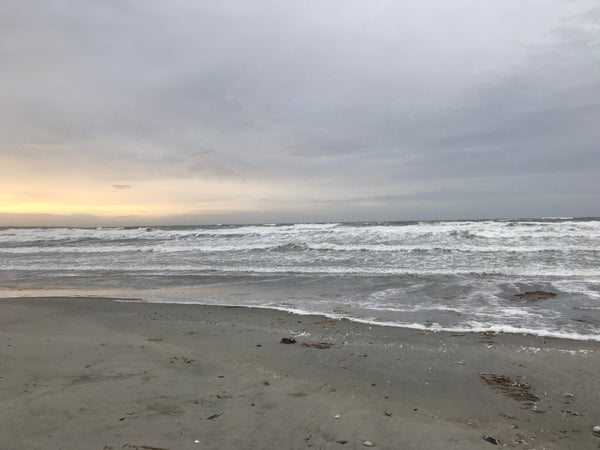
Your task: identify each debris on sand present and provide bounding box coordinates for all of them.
[480,373,539,404]
[483,435,498,445]
[206,412,223,420]
[513,291,556,302]
[169,356,194,364]
[280,337,297,344]
[531,405,545,413]
[479,331,496,345]
[122,445,170,450]
[302,342,332,349]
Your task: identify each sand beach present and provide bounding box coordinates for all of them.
[1,296,599,449]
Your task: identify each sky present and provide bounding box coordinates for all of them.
[1,0,599,226]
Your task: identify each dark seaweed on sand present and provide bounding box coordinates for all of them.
[480,373,540,404]
[302,342,333,349]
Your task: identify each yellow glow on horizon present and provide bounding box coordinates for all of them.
[0,202,157,216]
[0,150,336,223]
[0,198,260,217]
[0,175,290,219]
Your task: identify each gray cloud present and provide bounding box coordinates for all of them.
[1,0,599,223]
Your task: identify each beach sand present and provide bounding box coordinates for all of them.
[0,297,599,449]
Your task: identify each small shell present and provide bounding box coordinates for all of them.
[362,441,374,447]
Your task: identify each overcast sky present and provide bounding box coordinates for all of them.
[1,0,599,225]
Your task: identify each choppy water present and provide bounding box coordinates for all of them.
[1,218,599,340]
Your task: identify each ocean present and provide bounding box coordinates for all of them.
[1,218,599,340]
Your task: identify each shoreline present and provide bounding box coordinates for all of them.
[1,296,599,449]
[3,293,599,343]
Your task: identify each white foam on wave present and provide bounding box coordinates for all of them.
[542,217,575,220]
[340,318,600,342]
[517,346,594,356]
[5,264,598,278]
[552,279,600,299]
[3,260,600,278]
[351,299,547,320]
[3,218,598,280]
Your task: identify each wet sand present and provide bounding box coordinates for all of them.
[0,297,599,449]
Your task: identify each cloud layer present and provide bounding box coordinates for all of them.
[1,1,599,224]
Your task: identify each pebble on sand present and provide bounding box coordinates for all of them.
[593,425,600,437]
[483,435,498,445]
[362,441,374,447]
